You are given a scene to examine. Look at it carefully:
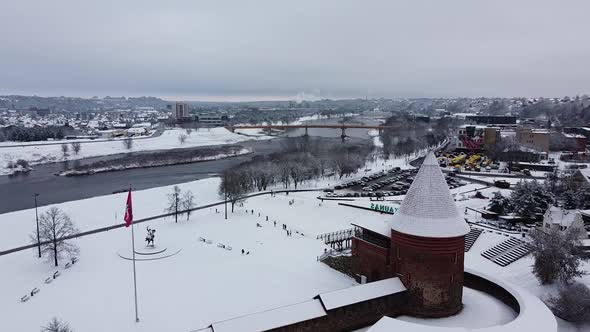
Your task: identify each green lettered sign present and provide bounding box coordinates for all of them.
[370,203,399,214]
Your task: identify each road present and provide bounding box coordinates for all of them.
[0,188,322,256]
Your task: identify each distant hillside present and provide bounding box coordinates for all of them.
[0,95,170,112]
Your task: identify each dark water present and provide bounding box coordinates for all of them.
[0,139,280,213]
[0,117,380,213]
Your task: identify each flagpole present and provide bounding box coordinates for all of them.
[131,216,139,322]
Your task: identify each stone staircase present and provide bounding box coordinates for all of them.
[464,227,483,252]
[481,237,532,267]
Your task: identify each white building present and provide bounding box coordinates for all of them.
[542,207,588,239]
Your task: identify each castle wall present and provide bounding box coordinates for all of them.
[391,230,465,317]
[351,237,390,282]
[267,292,407,332]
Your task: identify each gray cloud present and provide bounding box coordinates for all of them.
[1,0,589,100]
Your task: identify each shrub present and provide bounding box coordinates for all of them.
[545,283,590,323]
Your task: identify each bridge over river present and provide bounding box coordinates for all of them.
[226,124,394,138]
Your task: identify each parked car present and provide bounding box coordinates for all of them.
[494,180,511,189]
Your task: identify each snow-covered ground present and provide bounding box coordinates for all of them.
[2,153,588,331]
[397,287,516,328]
[0,184,367,332]
[0,128,270,176]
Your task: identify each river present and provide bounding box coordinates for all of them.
[0,116,382,213]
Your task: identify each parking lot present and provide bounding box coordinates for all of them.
[326,167,467,198]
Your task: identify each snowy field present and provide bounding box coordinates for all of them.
[0,128,270,175]
[0,185,376,331]
[2,153,589,331]
[0,182,532,332]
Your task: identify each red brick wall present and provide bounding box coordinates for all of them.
[391,231,465,318]
[352,237,390,282]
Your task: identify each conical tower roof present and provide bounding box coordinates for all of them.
[390,151,469,238]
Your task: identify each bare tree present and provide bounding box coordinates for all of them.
[71,142,81,155]
[122,137,133,150]
[41,317,73,332]
[165,186,182,223]
[545,283,590,323]
[178,134,188,144]
[528,227,587,285]
[31,207,79,267]
[16,159,28,168]
[60,143,69,158]
[219,170,248,212]
[181,190,195,221]
[335,154,361,179]
[278,161,291,188]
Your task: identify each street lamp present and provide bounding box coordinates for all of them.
[33,193,41,258]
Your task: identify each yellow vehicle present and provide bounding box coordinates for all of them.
[451,154,466,165]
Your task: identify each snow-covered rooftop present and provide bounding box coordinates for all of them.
[390,151,470,238]
[544,206,577,226]
[210,299,326,332]
[351,220,390,237]
[562,133,586,139]
[317,277,406,310]
[391,151,469,238]
[368,317,464,332]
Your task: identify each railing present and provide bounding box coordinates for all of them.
[316,228,356,250]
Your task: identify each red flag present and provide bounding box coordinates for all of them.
[124,188,133,227]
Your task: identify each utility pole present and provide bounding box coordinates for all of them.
[175,191,178,223]
[33,193,41,258]
[224,172,228,220]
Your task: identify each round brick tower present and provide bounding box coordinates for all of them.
[390,151,470,318]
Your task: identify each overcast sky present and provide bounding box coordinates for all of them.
[1,1,589,101]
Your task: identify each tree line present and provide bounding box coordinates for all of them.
[379,113,448,159]
[218,137,375,212]
[0,125,76,142]
[488,171,590,217]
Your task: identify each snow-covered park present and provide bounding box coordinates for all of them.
[1,154,589,332]
[0,127,270,175]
